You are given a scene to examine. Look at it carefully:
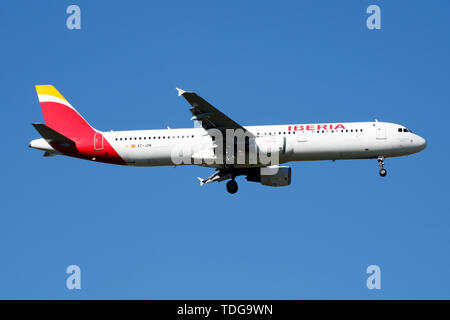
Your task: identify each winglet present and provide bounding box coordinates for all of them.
[176,88,186,96]
[197,177,205,186]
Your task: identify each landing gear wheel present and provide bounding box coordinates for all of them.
[377,156,387,177]
[226,180,238,194]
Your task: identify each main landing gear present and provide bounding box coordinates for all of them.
[226,179,238,194]
[198,167,240,194]
[378,156,387,177]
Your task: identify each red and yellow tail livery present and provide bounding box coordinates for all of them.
[32,85,125,165]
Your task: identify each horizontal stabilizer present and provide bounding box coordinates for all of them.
[43,151,57,157]
[32,123,75,145]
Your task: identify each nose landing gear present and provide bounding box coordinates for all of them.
[378,156,387,177]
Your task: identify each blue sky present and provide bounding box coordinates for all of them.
[0,0,449,299]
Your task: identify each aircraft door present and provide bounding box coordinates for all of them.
[296,132,307,142]
[376,124,387,140]
[94,132,104,151]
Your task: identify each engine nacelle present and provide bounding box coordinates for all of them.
[247,166,291,187]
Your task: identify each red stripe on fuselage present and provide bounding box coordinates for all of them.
[50,136,126,165]
[40,101,126,165]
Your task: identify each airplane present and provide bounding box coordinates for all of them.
[29,85,427,194]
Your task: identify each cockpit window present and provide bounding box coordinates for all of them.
[398,128,402,132]
[403,128,409,132]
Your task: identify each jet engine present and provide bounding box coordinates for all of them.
[246,165,291,187]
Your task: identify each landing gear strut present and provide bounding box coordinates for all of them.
[226,179,238,194]
[378,156,387,177]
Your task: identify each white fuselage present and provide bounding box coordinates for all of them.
[30,85,428,192]
[101,121,426,167]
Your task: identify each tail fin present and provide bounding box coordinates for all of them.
[35,85,96,141]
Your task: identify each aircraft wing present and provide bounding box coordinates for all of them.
[176,88,249,133]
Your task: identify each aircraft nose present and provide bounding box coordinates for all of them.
[416,135,427,151]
